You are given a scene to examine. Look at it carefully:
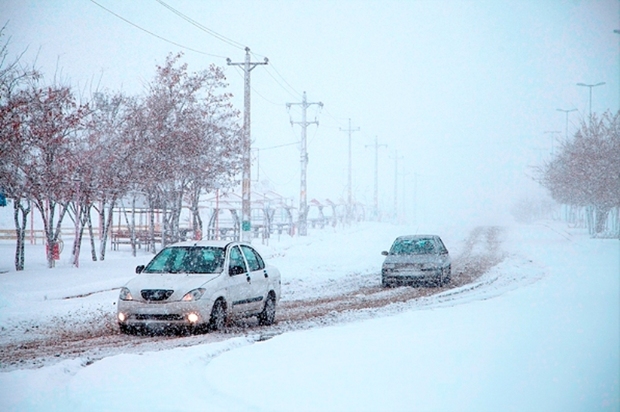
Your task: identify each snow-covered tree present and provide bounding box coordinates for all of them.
[540,111,620,236]
[138,53,242,248]
[0,25,40,270]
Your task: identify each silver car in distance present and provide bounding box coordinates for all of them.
[117,240,281,334]
[381,235,451,287]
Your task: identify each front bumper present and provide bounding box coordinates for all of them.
[117,299,213,329]
[382,268,444,286]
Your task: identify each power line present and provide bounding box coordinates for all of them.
[154,0,246,50]
[258,141,300,151]
[261,60,302,98]
[230,66,283,106]
[90,0,226,58]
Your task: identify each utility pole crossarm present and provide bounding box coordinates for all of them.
[226,47,268,243]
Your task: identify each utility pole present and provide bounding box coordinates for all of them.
[365,136,386,220]
[391,152,403,221]
[413,172,419,224]
[340,118,359,222]
[287,91,323,236]
[227,47,268,243]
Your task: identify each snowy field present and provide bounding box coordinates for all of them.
[0,219,618,411]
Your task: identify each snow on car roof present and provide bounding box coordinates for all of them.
[395,235,440,240]
[165,239,241,248]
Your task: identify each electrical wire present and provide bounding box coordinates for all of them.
[262,66,301,100]
[229,66,285,106]
[94,0,367,155]
[90,0,227,58]
[154,0,246,51]
[258,141,300,151]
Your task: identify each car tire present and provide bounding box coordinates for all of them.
[258,294,276,326]
[441,266,451,286]
[381,276,390,288]
[208,299,227,332]
[445,265,452,285]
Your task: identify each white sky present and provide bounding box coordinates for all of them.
[2,0,618,224]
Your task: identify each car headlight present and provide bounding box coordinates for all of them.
[182,288,206,301]
[119,287,133,301]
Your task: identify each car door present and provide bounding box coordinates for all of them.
[226,245,261,314]
[240,244,269,307]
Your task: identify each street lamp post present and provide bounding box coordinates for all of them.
[577,82,606,123]
[544,131,562,155]
[615,30,619,110]
[556,108,577,140]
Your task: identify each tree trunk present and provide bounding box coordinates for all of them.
[190,186,203,240]
[594,205,610,235]
[86,205,97,262]
[148,201,157,254]
[12,198,30,271]
[70,200,84,268]
[98,199,115,261]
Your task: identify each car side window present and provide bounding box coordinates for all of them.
[241,245,265,271]
[435,238,448,254]
[228,245,247,275]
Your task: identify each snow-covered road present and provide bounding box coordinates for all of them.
[1,224,522,371]
[1,221,618,411]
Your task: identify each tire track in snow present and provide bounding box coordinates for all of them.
[0,226,519,371]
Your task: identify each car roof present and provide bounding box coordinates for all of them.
[395,235,440,241]
[165,240,249,248]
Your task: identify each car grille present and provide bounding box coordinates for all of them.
[141,289,174,301]
[134,314,184,321]
[384,263,436,272]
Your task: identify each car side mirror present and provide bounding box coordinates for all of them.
[381,251,389,256]
[136,265,145,274]
[229,265,245,276]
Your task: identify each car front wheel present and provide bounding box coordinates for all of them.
[258,294,276,326]
[208,299,227,331]
[442,266,451,286]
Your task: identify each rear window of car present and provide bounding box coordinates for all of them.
[390,238,437,255]
[144,246,225,274]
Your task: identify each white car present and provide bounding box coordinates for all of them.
[117,240,281,334]
[381,235,451,287]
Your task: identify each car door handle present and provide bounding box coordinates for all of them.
[246,275,251,283]
[264,270,268,278]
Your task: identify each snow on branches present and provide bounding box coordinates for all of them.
[539,111,620,236]
[0,45,242,269]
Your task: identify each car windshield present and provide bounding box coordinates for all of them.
[390,238,436,255]
[144,246,225,274]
